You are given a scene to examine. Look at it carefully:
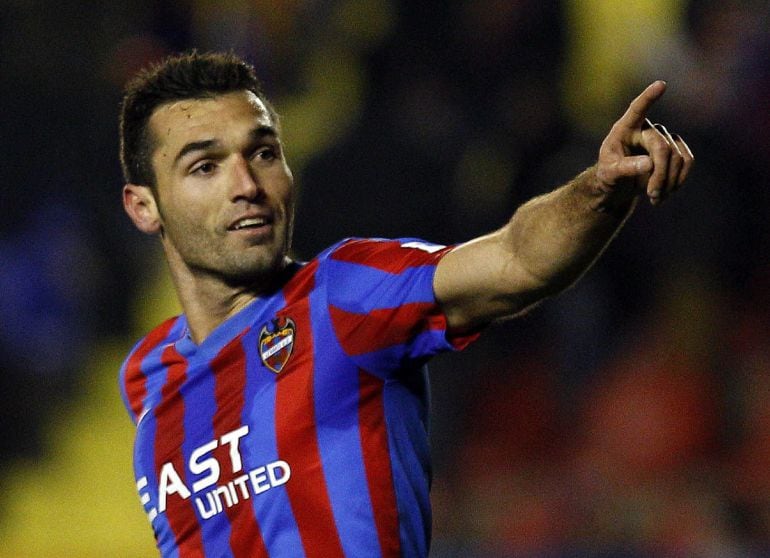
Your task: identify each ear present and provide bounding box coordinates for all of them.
[123,183,162,235]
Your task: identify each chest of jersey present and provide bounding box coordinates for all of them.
[131,298,401,556]
[122,239,458,556]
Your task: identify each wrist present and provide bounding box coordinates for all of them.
[583,165,639,218]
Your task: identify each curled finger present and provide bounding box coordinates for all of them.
[671,133,694,188]
[642,124,673,204]
[654,123,683,200]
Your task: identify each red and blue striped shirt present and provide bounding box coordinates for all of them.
[119,238,477,557]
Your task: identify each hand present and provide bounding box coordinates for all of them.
[595,81,694,206]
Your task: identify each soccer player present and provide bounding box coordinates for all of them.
[118,52,692,557]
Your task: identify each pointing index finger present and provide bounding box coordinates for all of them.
[617,80,667,131]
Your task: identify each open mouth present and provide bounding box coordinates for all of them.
[228,215,274,232]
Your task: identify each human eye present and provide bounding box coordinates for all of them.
[190,161,217,176]
[252,145,279,164]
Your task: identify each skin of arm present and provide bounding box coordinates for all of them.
[434,81,694,334]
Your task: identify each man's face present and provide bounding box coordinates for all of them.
[147,90,294,285]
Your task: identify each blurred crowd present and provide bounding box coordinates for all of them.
[1,0,769,555]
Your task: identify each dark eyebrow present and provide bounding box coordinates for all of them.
[250,125,278,141]
[173,126,279,166]
[173,139,219,166]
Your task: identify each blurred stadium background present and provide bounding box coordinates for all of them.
[1,0,769,556]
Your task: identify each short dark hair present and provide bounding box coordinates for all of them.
[119,50,276,187]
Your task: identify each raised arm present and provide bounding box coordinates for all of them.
[434,81,694,333]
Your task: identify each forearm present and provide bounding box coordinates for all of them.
[435,81,693,332]
[435,166,637,330]
[503,164,637,296]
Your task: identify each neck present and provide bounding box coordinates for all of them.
[173,271,259,344]
[164,252,287,345]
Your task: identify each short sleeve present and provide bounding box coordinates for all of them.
[321,238,479,375]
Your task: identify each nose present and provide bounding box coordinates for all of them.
[229,155,263,202]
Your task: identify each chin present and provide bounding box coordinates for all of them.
[220,253,286,287]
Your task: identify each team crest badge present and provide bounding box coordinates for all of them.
[259,317,296,373]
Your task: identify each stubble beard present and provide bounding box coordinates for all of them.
[159,194,295,293]
[218,245,288,289]
[162,218,292,294]
[197,232,289,289]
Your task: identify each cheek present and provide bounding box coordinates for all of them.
[168,179,220,219]
[277,173,295,209]
[160,194,213,236]
[283,185,295,210]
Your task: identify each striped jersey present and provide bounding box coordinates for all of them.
[119,238,477,558]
